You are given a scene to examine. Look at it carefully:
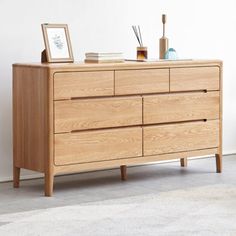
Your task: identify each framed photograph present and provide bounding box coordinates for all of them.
[41,24,74,63]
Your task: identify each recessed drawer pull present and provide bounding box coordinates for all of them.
[143,91,219,124]
[54,97,142,133]
[144,120,219,156]
[54,71,114,100]
[115,69,169,95]
[170,67,219,91]
[55,127,143,165]
[13,61,222,197]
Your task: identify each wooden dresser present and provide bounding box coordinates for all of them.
[13,60,222,196]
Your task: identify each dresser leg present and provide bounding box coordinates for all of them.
[215,154,222,173]
[120,165,127,181]
[180,158,187,167]
[13,166,20,188]
[45,173,54,197]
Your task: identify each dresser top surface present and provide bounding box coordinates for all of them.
[13,59,222,71]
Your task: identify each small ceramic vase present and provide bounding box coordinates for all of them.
[164,48,178,60]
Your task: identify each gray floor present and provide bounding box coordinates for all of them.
[0,155,235,215]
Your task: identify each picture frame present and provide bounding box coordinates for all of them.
[41,24,74,63]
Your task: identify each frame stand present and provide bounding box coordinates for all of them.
[41,49,47,63]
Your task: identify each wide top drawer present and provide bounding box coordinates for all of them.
[115,69,169,95]
[170,67,220,91]
[54,71,114,100]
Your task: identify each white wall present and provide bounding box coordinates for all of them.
[0,0,236,181]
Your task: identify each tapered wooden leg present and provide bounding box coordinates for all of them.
[120,165,127,181]
[215,154,222,173]
[180,158,187,167]
[45,173,54,197]
[13,166,20,188]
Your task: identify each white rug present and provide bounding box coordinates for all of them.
[0,184,236,236]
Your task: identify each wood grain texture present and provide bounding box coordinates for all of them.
[170,67,219,91]
[45,69,55,197]
[115,69,169,95]
[14,60,222,71]
[143,120,219,156]
[54,71,114,100]
[54,97,142,133]
[54,127,142,165]
[54,148,218,174]
[12,60,222,196]
[13,66,50,172]
[143,91,219,124]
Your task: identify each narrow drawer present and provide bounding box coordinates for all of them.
[54,71,114,100]
[115,69,169,95]
[143,91,219,124]
[144,120,219,156]
[170,67,219,91]
[54,127,142,165]
[54,97,142,133]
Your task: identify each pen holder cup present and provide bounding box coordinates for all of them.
[137,47,148,60]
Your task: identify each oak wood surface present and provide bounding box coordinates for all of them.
[54,71,114,100]
[143,91,219,124]
[54,148,218,174]
[215,154,222,173]
[46,69,55,197]
[13,60,222,196]
[115,69,169,95]
[54,96,142,133]
[13,60,222,71]
[45,172,54,197]
[216,63,223,173]
[54,127,142,165]
[170,67,219,91]
[13,66,49,172]
[143,120,219,156]
[219,62,223,170]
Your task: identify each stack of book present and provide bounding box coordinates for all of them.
[85,52,124,63]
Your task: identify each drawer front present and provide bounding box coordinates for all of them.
[143,91,219,124]
[170,67,219,91]
[54,127,142,165]
[54,71,114,100]
[54,97,142,133]
[115,69,169,95]
[144,120,219,156]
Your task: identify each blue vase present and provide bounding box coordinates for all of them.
[164,48,178,60]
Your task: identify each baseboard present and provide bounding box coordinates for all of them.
[0,173,44,183]
[223,150,236,156]
[1,151,235,183]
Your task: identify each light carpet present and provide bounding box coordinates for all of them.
[0,184,236,236]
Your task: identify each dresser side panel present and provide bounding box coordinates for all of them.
[13,66,50,172]
[218,64,223,155]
